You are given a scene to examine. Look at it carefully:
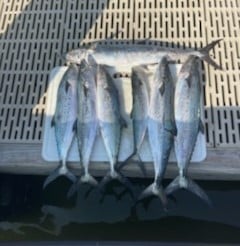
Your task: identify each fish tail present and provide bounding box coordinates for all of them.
[43,165,76,189]
[99,170,135,198]
[80,173,98,186]
[67,182,80,199]
[135,153,147,176]
[117,151,147,177]
[116,151,136,170]
[67,173,98,198]
[138,183,168,208]
[199,39,223,70]
[98,173,112,192]
[165,176,212,206]
[67,180,80,198]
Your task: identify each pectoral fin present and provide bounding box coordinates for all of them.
[51,116,55,127]
[164,120,177,136]
[199,119,204,133]
[159,82,165,95]
[120,116,128,128]
[65,80,71,93]
[72,119,77,132]
[83,81,89,97]
[186,77,191,88]
[130,109,133,119]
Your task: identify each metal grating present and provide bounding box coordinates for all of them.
[0,0,239,148]
[0,0,66,143]
[204,0,240,147]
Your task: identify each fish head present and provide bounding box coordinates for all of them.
[159,56,170,72]
[79,59,89,72]
[65,49,88,64]
[160,56,169,66]
[87,54,97,67]
[63,64,80,89]
[131,68,143,89]
[131,65,151,89]
[157,56,172,81]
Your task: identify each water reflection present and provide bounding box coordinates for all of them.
[1,175,240,242]
[0,221,54,235]
[40,181,136,235]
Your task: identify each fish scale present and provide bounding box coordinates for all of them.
[118,65,150,175]
[96,64,134,195]
[68,58,99,197]
[96,65,122,176]
[165,55,211,205]
[43,64,79,189]
[139,56,176,207]
[66,39,222,70]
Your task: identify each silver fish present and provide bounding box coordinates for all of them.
[65,39,222,70]
[43,65,78,189]
[96,65,132,191]
[68,58,99,197]
[165,56,211,205]
[139,56,176,207]
[120,66,150,175]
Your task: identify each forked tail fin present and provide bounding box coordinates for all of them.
[165,176,212,206]
[138,183,168,208]
[67,174,98,198]
[117,151,147,177]
[199,39,223,70]
[43,165,76,189]
[98,170,135,199]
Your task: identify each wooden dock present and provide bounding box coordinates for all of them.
[0,0,239,180]
[0,143,239,180]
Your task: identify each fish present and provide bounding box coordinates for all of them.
[139,56,176,207]
[96,64,133,193]
[43,65,78,189]
[65,39,222,70]
[165,55,211,205]
[119,65,150,175]
[68,57,98,197]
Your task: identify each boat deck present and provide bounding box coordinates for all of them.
[0,0,239,180]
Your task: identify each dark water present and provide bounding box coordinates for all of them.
[0,174,240,243]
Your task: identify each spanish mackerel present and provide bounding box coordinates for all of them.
[165,56,211,205]
[43,65,78,188]
[120,66,150,175]
[139,57,176,207]
[68,58,98,197]
[96,64,133,192]
[65,39,222,69]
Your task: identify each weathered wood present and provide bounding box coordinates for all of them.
[0,143,239,180]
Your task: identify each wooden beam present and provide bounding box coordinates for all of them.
[0,143,239,180]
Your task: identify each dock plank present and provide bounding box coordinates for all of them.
[0,144,239,180]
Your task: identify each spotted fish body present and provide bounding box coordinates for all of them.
[119,66,150,175]
[43,64,78,188]
[131,66,149,157]
[174,56,201,173]
[96,65,133,193]
[165,56,211,205]
[96,65,123,177]
[65,39,222,70]
[140,57,176,206]
[76,58,98,186]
